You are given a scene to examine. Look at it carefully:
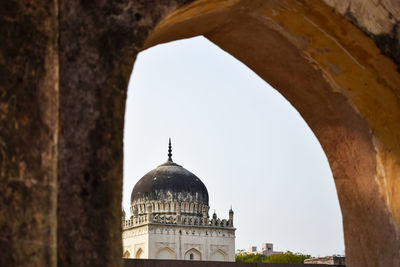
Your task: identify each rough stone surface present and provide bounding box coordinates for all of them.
[1,0,400,267]
[0,1,58,267]
[57,1,193,266]
[304,256,345,265]
[322,0,400,65]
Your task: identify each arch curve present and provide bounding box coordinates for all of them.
[211,249,227,262]
[140,1,400,266]
[184,248,201,261]
[123,250,130,259]
[135,248,144,259]
[156,247,176,260]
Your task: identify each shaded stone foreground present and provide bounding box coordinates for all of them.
[123,259,336,267]
[0,1,399,267]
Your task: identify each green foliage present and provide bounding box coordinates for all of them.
[263,251,311,263]
[236,249,246,255]
[235,253,267,263]
[235,250,311,264]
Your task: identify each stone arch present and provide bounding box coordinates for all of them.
[139,2,400,267]
[184,248,201,261]
[3,1,400,267]
[135,248,144,259]
[122,250,130,259]
[185,202,190,212]
[189,203,195,213]
[156,247,176,260]
[211,249,227,262]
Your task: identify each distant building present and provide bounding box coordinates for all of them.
[304,256,345,266]
[122,140,236,261]
[248,243,283,256]
[248,246,257,254]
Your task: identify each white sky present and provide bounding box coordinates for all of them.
[123,36,345,257]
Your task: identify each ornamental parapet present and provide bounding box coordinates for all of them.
[122,201,234,230]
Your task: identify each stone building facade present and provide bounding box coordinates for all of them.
[122,140,235,261]
[304,256,345,266]
[248,243,283,256]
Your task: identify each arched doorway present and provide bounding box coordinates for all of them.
[211,249,227,261]
[184,248,201,260]
[136,1,400,266]
[52,0,400,265]
[123,36,344,256]
[156,247,176,260]
[4,1,399,267]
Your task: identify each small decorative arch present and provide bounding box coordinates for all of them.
[156,247,176,260]
[211,249,227,261]
[184,248,201,261]
[190,203,194,212]
[123,250,131,258]
[135,248,144,259]
[171,202,176,212]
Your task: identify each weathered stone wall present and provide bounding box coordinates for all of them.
[0,1,58,267]
[57,1,193,266]
[305,256,346,265]
[322,0,400,65]
[1,1,195,267]
[1,0,400,267]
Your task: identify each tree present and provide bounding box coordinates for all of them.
[235,251,311,264]
[263,251,311,263]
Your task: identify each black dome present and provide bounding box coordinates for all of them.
[130,161,209,206]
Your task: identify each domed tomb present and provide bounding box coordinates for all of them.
[130,161,209,205]
[130,139,209,219]
[123,139,235,262]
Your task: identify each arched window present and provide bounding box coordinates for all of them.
[156,247,176,260]
[123,251,130,258]
[184,248,201,260]
[135,248,144,259]
[211,249,227,261]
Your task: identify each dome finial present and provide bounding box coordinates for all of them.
[168,138,173,162]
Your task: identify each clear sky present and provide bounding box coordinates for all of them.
[123,36,345,257]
